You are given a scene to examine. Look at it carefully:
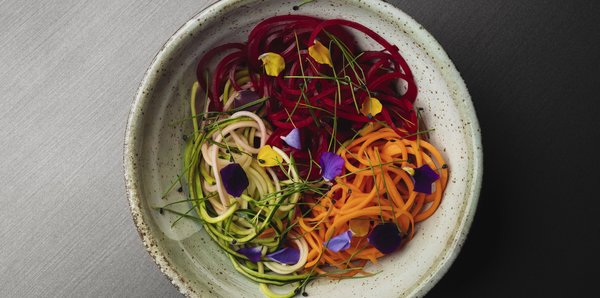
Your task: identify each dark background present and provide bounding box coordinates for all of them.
[383,1,600,297]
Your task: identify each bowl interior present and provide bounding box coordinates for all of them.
[124,0,482,297]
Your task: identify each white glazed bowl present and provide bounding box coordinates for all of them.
[124,0,483,297]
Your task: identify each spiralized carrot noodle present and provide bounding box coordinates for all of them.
[295,127,449,275]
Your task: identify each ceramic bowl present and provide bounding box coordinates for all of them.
[124,0,483,297]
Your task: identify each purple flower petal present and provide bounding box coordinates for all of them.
[324,230,352,252]
[319,152,345,181]
[237,246,262,263]
[234,89,260,111]
[220,163,249,197]
[412,164,440,194]
[253,136,261,148]
[280,128,301,150]
[266,247,300,265]
[368,222,402,254]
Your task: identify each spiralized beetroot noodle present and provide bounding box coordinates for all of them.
[195,15,418,179]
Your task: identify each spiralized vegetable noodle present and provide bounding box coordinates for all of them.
[156,14,450,298]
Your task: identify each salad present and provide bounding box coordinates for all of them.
[160,14,448,297]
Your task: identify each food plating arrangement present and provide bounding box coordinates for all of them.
[158,15,449,297]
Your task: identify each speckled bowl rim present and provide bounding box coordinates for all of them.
[123,0,483,297]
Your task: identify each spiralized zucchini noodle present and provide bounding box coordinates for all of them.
[183,78,313,295]
[158,13,450,298]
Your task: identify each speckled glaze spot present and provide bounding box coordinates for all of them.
[123,0,482,297]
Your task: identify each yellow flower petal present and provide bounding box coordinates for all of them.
[257,145,283,167]
[308,40,333,67]
[258,52,285,76]
[360,97,383,118]
[402,166,415,176]
[349,219,370,237]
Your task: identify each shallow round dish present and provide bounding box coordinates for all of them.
[124,0,483,297]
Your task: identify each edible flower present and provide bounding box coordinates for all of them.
[234,89,260,111]
[257,145,283,167]
[220,163,249,197]
[280,128,301,150]
[404,164,440,194]
[266,247,300,265]
[319,152,345,181]
[368,222,402,254]
[258,52,285,76]
[236,246,262,263]
[324,230,352,252]
[349,219,370,237]
[360,97,383,118]
[308,40,333,67]
[401,166,415,176]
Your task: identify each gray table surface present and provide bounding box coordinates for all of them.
[3,0,599,297]
[1,1,216,297]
